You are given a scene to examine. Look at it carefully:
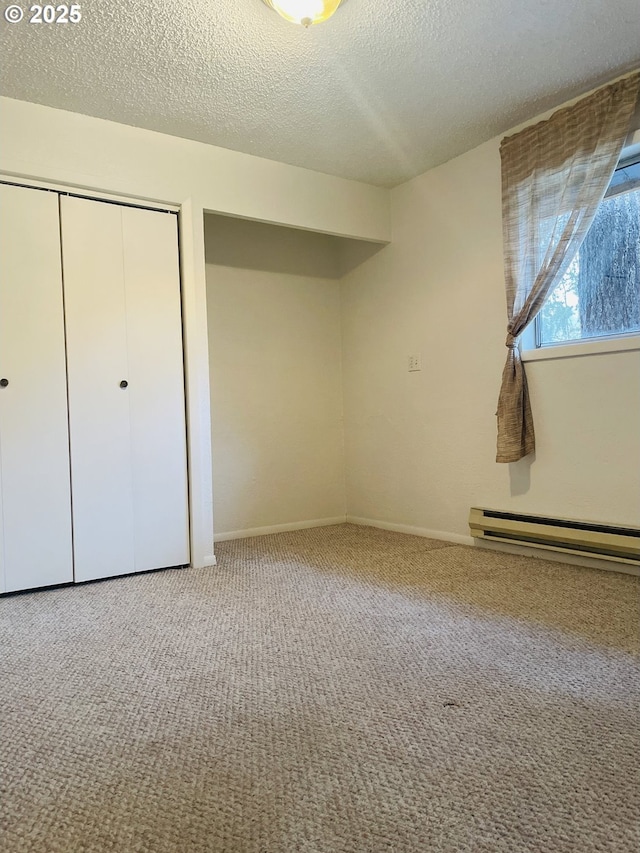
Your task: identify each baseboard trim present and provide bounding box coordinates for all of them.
[346,516,474,546]
[212,514,636,576]
[213,516,347,543]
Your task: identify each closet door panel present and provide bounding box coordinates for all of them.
[62,196,189,582]
[122,207,189,571]
[61,196,135,582]
[0,184,73,592]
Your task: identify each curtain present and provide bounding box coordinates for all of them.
[496,71,640,463]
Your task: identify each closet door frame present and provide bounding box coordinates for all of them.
[0,174,216,571]
[0,176,197,576]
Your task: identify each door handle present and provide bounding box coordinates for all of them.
[120,380,128,389]
[0,378,8,388]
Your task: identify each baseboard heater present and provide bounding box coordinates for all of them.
[469,508,640,565]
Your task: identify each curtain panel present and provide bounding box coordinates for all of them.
[496,71,640,463]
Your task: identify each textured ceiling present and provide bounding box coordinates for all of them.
[1,0,640,187]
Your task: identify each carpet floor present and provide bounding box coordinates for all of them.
[1,523,639,852]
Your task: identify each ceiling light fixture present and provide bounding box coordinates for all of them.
[262,0,344,28]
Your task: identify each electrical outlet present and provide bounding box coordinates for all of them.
[408,354,422,372]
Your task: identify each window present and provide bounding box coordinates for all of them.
[535,146,640,347]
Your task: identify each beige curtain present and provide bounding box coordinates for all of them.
[496,71,640,463]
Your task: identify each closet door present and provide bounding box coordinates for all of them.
[61,196,190,583]
[0,184,73,592]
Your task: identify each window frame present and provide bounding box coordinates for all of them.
[521,129,640,361]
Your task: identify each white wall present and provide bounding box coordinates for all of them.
[341,136,640,539]
[0,96,389,563]
[205,216,346,538]
[0,98,390,243]
[4,95,636,554]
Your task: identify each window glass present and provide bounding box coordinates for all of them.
[537,159,640,346]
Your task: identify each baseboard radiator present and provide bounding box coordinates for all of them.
[469,508,640,565]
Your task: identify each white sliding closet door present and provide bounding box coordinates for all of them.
[61,196,189,582]
[0,184,73,592]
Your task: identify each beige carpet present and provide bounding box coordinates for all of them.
[1,523,639,852]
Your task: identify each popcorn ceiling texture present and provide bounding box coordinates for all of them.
[1,524,639,852]
[1,0,640,186]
